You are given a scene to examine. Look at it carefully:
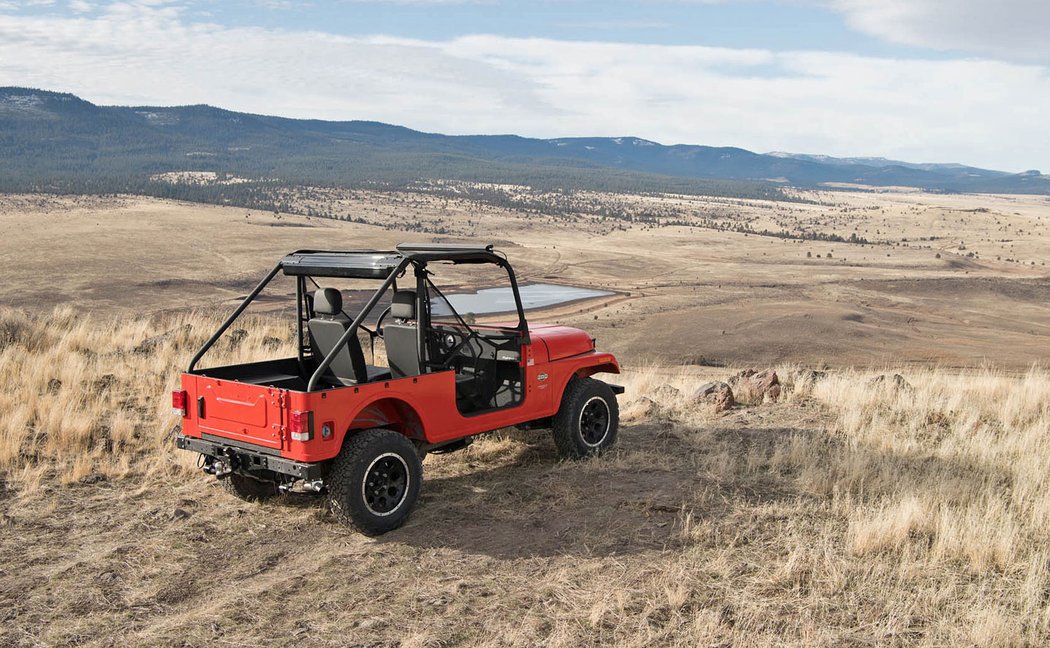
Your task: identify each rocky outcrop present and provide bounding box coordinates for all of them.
[651,384,682,401]
[691,381,735,412]
[729,369,781,402]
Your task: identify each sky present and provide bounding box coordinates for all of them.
[0,1,1047,172]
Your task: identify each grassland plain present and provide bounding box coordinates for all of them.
[1,308,1048,646]
[2,187,1049,368]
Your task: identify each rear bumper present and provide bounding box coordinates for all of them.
[176,434,326,480]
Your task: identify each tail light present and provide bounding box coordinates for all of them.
[172,390,188,417]
[289,410,313,442]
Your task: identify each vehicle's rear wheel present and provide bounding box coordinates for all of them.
[551,377,619,459]
[223,471,279,501]
[326,428,422,535]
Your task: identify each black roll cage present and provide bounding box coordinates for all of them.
[187,243,530,392]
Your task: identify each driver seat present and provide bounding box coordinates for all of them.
[384,290,422,379]
[308,288,391,386]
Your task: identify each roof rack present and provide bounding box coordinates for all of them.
[281,250,402,279]
[396,243,494,254]
[278,243,503,279]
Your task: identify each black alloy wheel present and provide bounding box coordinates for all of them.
[363,452,410,515]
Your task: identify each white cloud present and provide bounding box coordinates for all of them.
[0,2,1046,171]
[825,0,1050,61]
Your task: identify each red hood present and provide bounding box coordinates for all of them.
[529,324,596,362]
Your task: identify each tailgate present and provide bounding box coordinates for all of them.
[193,376,286,450]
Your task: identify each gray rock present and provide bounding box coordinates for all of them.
[651,384,682,401]
[691,381,735,411]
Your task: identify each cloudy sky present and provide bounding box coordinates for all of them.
[1,0,1047,171]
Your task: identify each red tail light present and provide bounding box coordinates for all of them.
[289,410,313,442]
[172,390,188,417]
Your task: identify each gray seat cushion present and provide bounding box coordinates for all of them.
[384,290,421,379]
[308,288,370,385]
[391,289,415,320]
[384,323,421,379]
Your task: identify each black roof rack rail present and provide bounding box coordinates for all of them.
[396,243,494,254]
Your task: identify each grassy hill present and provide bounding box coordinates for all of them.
[2,87,1048,201]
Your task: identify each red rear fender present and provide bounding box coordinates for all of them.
[346,398,424,441]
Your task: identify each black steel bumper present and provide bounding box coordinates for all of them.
[175,434,326,480]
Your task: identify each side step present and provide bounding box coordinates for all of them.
[422,437,474,455]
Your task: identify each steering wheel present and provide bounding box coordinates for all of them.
[374,306,392,339]
[430,328,477,369]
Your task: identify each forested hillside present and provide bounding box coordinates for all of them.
[2,87,1047,204]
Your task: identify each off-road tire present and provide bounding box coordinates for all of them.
[551,377,619,459]
[224,471,279,501]
[326,428,422,536]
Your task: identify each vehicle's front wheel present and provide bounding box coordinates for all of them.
[551,377,620,459]
[223,471,280,501]
[326,428,422,535]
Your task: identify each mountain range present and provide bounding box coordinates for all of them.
[1,87,1047,197]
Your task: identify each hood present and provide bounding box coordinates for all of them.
[529,324,596,362]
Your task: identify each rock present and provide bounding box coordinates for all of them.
[172,508,192,521]
[869,373,913,391]
[651,384,682,401]
[691,381,735,412]
[46,378,62,394]
[753,370,782,402]
[727,369,757,386]
[626,397,659,419]
[730,369,781,402]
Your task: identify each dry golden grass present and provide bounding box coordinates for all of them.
[1,310,1048,646]
[0,307,299,489]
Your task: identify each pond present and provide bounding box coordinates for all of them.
[436,283,615,316]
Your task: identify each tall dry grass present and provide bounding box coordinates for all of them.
[614,363,1050,644]
[0,307,298,490]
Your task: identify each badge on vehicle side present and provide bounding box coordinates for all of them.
[538,372,548,381]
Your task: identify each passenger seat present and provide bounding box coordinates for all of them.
[383,290,422,379]
[307,288,391,386]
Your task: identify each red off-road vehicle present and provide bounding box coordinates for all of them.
[173,243,622,534]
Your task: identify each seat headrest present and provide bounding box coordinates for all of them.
[313,288,342,316]
[391,290,416,320]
